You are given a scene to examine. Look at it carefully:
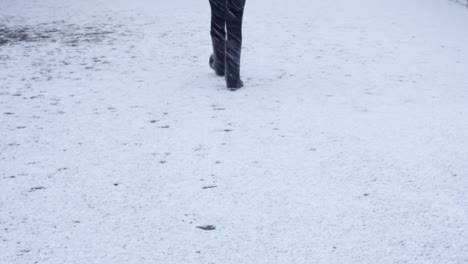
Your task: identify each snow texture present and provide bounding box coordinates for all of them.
[1,0,468,263]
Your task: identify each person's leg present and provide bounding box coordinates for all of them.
[225,0,246,90]
[209,0,227,76]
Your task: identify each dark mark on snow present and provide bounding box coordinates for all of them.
[29,186,46,192]
[182,214,199,224]
[0,22,119,47]
[158,125,170,129]
[202,185,218,189]
[196,225,216,231]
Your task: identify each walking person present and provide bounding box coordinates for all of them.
[209,0,246,91]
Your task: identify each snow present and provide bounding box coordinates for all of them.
[1,0,467,263]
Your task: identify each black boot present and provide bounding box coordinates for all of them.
[225,39,243,91]
[209,37,225,77]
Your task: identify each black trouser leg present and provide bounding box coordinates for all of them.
[225,0,246,89]
[209,0,226,76]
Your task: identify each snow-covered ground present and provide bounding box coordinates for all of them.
[1,0,467,263]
